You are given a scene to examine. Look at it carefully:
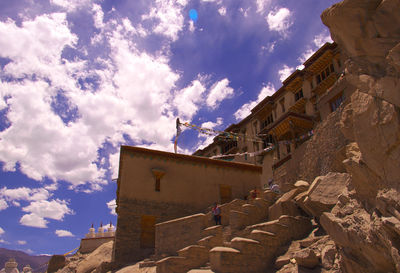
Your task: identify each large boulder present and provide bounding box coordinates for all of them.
[303,172,350,218]
[76,241,114,273]
[47,255,66,273]
[269,189,301,221]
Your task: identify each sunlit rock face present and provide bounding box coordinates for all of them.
[320,0,400,272]
[1,258,19,273]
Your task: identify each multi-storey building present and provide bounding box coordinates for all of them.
[194,42,353,189]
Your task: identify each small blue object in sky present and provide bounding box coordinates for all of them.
[189,9,198,22]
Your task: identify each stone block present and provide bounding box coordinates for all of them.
[304,172,350,218]
[229,210,249,231]
[269,189,301,221]
[294,248,319,269]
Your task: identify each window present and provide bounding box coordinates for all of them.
[280,99,285,113]
[263,135,274,149]
[316,62,335,85]
[330,92,345,112]
[151,169,165,192]
[294,89,304,102]
[222,141,237,154]
[155,178,161,191]
[260,114,274,130]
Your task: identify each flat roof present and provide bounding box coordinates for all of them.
[121,146,262,172]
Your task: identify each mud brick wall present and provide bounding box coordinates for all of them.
[113,198,197,265]
[155,213,206,257]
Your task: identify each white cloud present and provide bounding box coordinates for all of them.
[50,0,92,12]
[0,199,8,211]
[234,83,275,120]
[142,0,187,41]
[55,229,74,237]
[188,20,195,32]
[20,214,48,228]
[0,239,8,244]
[206,78,234,109]
[196,117,223,150]
[92,4,104,29]
[107,199,117,215]
[174,80,206,120]
[313,32,333,48]
[298,32,333,64]
[218,7,227,16]
[266,8,292,37]
[201,117,223,130]
[278,65,295,82]
[256,0,272,14]
[0,12,185,189]
[298,48,315,64]
[0,227,4,235]
[17,240,27,245]
[20,199,74,228]
[0,187,50,202]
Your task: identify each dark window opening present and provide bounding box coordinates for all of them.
[330,93,345,112]
[155,178,160,191]
[295,89,304,102]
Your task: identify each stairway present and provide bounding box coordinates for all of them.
[155,191,312,273]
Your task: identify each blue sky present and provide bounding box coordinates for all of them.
[0,0,337,256]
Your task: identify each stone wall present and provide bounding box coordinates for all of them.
[113,198,197,265]
[79,237,114,254]
[155,213,206,257]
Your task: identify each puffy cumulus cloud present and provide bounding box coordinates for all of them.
[50,0,92,12]
[107,199,117,215]
[92,3,104,29]
[0,187,50,202]
[17,240,27,245]
[55,229,74,237]
[298,31,333,64]
[0,187,52,210]
[266,8,292,37]
[206,79,234,109]
[0,9,193,190]
[19,214,49,228]
[20,199,74,228]
[174,80,206,120]
[278,65,295,82]
[218,7,227,16]
[0,199,8,211]
[256,0,272,14]
[0,227,4,235]
[196,118,223,150]
[234,83,275,120]
[142,0,187,41]
[313,32,333,48]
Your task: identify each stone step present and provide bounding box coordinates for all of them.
[230,237,264,256]
[202,225,223,238]
[249,229,280,248]
[197,235,223,249]
[229,210,249,231]
[156,256,189,273]
[178,245,208,260]
[187,269,215,273]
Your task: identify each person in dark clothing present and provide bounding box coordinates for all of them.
[212,202,221,225]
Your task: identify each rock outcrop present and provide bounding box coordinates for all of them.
[317,0,400,272]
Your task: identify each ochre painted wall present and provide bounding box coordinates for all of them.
[113,146,261,265]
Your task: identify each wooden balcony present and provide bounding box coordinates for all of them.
[289,97,307,113]
[312,73,338,96]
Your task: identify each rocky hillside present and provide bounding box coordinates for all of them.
[0,248,50,273]
[317,0,400,272]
